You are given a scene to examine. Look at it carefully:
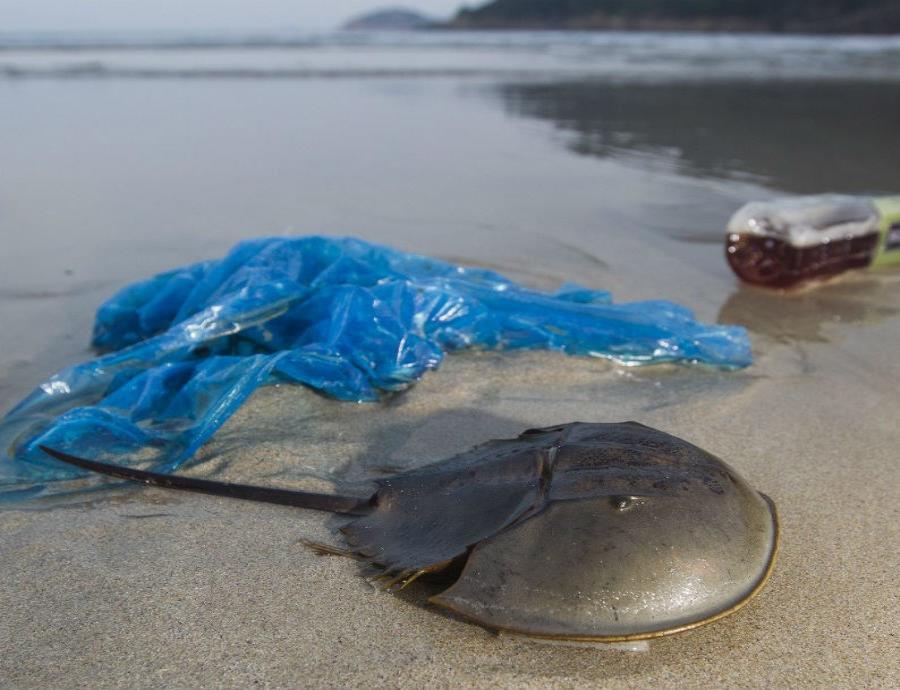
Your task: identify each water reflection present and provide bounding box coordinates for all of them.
[499,80,900,195]
[718,275,900,343]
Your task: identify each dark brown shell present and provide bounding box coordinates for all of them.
[335,421,778,640]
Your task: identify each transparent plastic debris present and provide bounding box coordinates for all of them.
[0,236,750,495]
[725,194,900,287]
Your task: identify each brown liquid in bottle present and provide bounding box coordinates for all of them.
[725,232,879,288]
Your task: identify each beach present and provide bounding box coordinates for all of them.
[1,31,899,688]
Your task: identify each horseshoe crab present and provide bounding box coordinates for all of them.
[41,421,778,641]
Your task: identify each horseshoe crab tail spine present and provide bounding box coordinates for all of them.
[38,445,372,515]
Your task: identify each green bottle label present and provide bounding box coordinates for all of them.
[871,196,900,268]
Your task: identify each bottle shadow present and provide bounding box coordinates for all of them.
[717,273,900,344]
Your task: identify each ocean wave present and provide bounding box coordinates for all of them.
[1,29,899,52]
[1,30,899,82]
[0,63,503,80]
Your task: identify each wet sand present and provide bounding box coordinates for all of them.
[2,341,898,688]
[2,36,900,688]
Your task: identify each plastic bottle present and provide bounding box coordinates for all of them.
[725,195,900,287]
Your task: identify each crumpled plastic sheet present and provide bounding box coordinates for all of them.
[0,236,751,495]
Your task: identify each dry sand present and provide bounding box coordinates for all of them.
[2,297,899,688]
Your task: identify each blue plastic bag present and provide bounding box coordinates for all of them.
[0,236,750,492]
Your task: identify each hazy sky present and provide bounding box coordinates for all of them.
[0,1,467,32]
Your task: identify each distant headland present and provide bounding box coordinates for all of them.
[342,7,433,31]
[444,0,900,34]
